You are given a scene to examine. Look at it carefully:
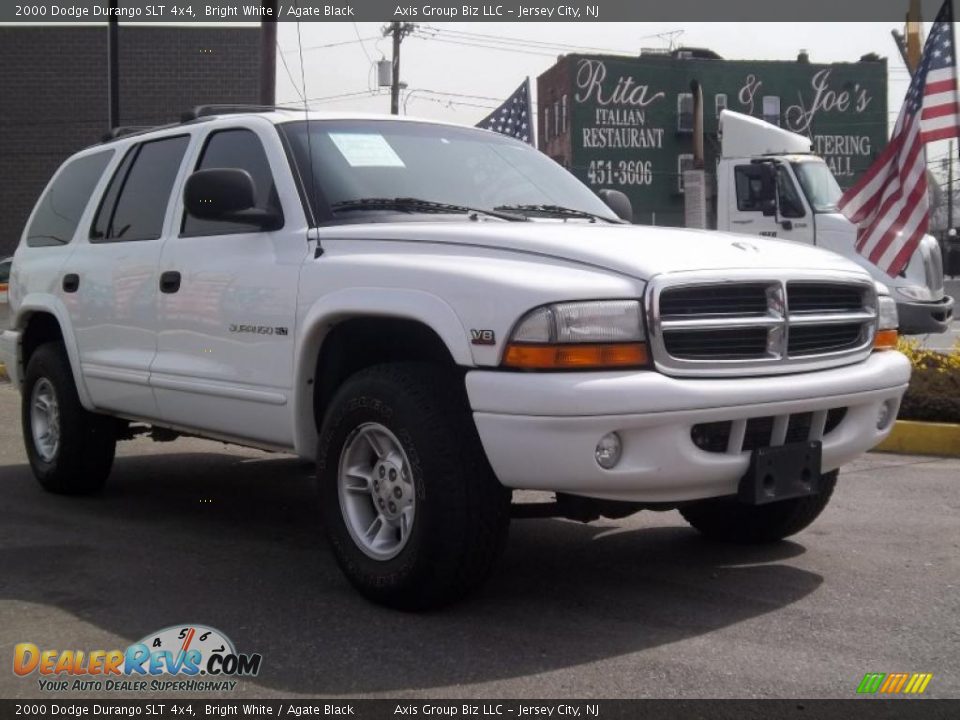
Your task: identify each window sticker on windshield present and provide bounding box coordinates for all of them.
[328,133,405,168]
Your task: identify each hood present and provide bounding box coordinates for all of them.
[317,221,867,281]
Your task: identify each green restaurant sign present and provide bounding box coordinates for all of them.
[537,52,888,226]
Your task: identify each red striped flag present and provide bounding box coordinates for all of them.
[839,0,960,277]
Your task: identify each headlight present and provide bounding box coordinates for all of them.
[874,295,899,350]
[503,300,649,370]
[895,285,929,302]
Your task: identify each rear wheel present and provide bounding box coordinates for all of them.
[680,471,838,543]
[317,362,510,610]
[22,342,117,495]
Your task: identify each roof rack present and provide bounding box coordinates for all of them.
[180,104,309,122]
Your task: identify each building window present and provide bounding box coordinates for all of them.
[677,93,693,132]
[715,93,727,118]
[553,101,560,138]
[677,154,694,194]
[763,96,781,126]
[544,107,550,142]
[561,95,568,133]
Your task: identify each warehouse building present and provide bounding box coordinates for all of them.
[537,49,888,226]
[0,25,262,256]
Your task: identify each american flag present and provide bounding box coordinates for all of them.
[476,78,534,145]
[839,0,960,277]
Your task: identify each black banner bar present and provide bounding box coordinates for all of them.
[0,0,955,22]
[0,700,959,720]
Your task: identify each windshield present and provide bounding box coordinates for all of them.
[792,160,843,213]
[280,120,618,223]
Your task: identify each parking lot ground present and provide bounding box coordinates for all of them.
[0,382,958,699]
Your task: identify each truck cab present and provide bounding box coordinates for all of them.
[716,110,953,335]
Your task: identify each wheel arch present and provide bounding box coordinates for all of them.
[293,288,474,458]
[14,296,94,409]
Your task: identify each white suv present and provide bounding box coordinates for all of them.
[0,108,910,608]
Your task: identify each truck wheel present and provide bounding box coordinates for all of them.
[680,471,838,544]
[317,363,510,610]
[21,342,117,495]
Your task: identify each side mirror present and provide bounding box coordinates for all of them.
[184,168,281,230]
[598,189,633,223]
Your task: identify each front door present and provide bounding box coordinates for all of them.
[151,123,306,448]
[728,163,814,245]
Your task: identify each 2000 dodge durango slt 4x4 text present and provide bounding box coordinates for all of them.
[0,108,910,608]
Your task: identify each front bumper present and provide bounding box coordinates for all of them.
[897,295,954,335]
[466,351,910,503]
[0,329,19,386]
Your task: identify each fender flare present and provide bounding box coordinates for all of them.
[13,294,95,410]
[292,287,473,458]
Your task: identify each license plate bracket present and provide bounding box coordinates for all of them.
[738,441,822,505]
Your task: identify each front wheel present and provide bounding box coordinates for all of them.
[22,342,118,494]
[680,471,838,544]
[317,363,510,610]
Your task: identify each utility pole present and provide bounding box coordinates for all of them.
[259,0,278,106]
[382,22,415,115]
[107,0,119,131]
[949,140,955,232]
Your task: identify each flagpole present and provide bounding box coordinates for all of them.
[526,76,536,148]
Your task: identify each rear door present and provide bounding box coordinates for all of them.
[68,134,191,418]
[151,122,306,447]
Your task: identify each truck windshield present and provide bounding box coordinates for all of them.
[280,119,618,224]
[792,161,843,213]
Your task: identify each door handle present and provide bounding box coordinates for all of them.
[159,271,181,294]
[731,219,754,225]
[62,273,79,293]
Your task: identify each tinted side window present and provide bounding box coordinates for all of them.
[91,135,189,243]
[0,261,10,283]
[182,129,282,236]
[26,150,113,247]
[735,165,766,212]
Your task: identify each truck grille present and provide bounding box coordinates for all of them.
[648,274,877,376]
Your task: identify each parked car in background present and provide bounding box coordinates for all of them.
[0,257,11,330]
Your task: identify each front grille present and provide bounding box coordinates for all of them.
[787,282,864,313]
[652,277,876,374]
[659,283,768,317]
[788,324,864,355]
[663,327,767,360]
[691,407,848,454]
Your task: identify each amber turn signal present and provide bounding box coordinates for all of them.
[873,329,898,350]
[503,342,650,370]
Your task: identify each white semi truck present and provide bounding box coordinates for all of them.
[711,110,953,336]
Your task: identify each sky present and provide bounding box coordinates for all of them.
[273,21,957,182]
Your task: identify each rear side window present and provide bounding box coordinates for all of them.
[26,150,113,247]
[182,129,282,237]
[0,261,10,283]
[91,135,189,243]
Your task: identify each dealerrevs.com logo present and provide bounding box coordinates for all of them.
[13,624,262,693]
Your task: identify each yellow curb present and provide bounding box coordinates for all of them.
[874,420,960,457]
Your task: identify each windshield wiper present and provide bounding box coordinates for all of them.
[493,203,621,223]
[330,197,527,222]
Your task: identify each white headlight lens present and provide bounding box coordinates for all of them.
[877,296,899,331]
[511,300,644,344]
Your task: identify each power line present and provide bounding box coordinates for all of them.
[417,24,681,55]
[276,39,304,102]
[279,36,379,54]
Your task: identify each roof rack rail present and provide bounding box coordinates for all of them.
[101,125,156,142]
[180,104,309,122]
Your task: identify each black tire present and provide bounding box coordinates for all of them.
[317,362,511,610]
[680,471,838,544]
[22,342,117,495]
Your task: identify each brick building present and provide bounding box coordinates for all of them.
[537,49,888,226]
[0,25,262,256]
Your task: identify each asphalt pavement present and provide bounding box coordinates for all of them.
[0,382,958,699]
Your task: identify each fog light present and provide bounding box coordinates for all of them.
[876,400,896,430]
[595,432,622,469]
